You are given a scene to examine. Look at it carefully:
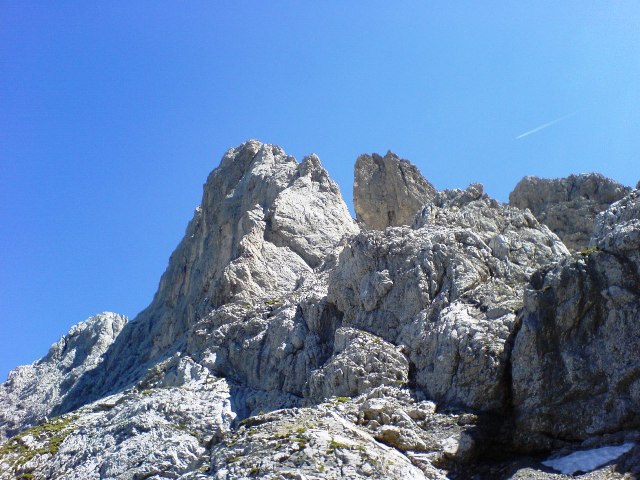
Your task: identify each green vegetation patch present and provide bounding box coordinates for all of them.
[579,245,598,256]
[264,297,284,306]
[0,415,78,469]
[327,437,350,454]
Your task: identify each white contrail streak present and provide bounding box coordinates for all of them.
[516,111,579,139]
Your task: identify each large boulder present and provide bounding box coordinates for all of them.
[512,190,640,450]
[509,173,630,251]
[354,151,436,230]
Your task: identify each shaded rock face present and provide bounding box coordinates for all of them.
[329,184,569,411]
[509,173,631,251]
[512,190,640,450]
[0,312,126,441]
[354,151,436,230]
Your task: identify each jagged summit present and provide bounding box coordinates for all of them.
[1,142,639,479]
[354,151,436,230]
[56,140,358,411]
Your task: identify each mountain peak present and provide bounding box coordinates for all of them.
[354,151,437,230]
[2,143,639,478]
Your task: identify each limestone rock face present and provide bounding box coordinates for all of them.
[56,141,358,413]
[305,328,409,402]
[591,189,640,257]
[509,173,631,251]
[354,151,436,229]
[210,400,429,480]
[2,140,640,479]
[267,153,357,267]
[330,185,569,411]
[0,378,235,480]
[184,275,342,404]
[0,312,127,441]
[209,386,494,480]
[512,190,640,450]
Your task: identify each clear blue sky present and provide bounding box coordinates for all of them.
[1,2,639,380]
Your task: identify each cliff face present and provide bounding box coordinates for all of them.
[512,190,640,449]
[1,141,639,479]
[54,141,358,413]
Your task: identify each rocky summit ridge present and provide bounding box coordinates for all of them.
[1,140,639,479]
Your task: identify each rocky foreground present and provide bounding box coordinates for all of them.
[1,140,639,479]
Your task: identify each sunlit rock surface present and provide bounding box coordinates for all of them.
[0,312,127,441]
[330,184,568,411]
[1,142,639,479]
[354,151,436,230]
[509,173,630,251]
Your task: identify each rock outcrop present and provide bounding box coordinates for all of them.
[56,141,358,413]
[512,189,640,450]
[330,184,568,411]
[305,328,409,403]
[354,151,436,229]
[509,173,631,251]
[0,312,127,441]
[2,141,639,479]
[0,379,235,480]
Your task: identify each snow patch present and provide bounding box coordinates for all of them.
[542,443,634,474]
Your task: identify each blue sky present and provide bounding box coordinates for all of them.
[1,2,639,380]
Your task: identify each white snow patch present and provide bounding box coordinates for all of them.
[542,443,634,474]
